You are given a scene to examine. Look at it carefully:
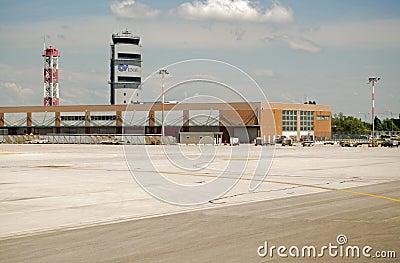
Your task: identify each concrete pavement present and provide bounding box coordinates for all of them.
[0,144,399,262]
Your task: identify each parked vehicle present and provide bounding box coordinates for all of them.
[381,140,399,148]
[230,137,240,146]
[302,141,315,147]
[340,140,358,147]
[255,137,264,146]
[275,136,284,144]
[282,138,293,146]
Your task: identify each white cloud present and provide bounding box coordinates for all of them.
[263,0,294,23]
[0,82,34,96]
[281,92,300,104]
[284,36,321,53]
[310,19,400,50]
[61,86,108,105]
[176,0,293,23]
[253,69,274,77]
[110,0,160,19]
[0,82,36,105]
[231,27,246,40]
[263,34,321,53]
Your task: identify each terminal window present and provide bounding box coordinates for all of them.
[90,115,117,121]
[300,111,314,131]
[61,116,85,121]
[118,76,141,82]
[317,115,330,121]
[118,53,141,60]
[282,110,297,131]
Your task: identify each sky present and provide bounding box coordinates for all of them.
[0,0,399,119]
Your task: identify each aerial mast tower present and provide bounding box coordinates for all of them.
[43,46,60,106]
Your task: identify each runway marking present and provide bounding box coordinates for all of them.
[1,179,398,241]
[23,165,395,181]
[19,165,400,203]
[338,189,400,203]
[264,181,400,203]
[0,176,397,242]
[153,170,400,203]
[26,164,394,184]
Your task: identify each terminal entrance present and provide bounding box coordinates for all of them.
[180,126,259,143]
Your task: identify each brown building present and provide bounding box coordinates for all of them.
[269,103,332,141]
[0,102,331,142]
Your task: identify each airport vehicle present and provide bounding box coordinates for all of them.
[100,137,122,145]
[275,136,284,144]
[27,139,49,144]
[381,140,399,148]
[302,141,315,147]
[230,137,240,146]
[340,140,357,147]
[255,137,264,146]
[282,138,293,146]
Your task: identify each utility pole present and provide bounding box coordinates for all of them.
[159,69,169,137]
[368,77,380,146]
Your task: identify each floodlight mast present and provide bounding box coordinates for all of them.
[159,69,169,137]
[368,77,380,146]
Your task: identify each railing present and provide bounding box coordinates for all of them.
[0,134,177,145]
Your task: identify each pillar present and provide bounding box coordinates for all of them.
[27,112,32,134]
[0,113,4,127]
[85,111,91,134]
[55,112,61,134]
[116,110,123,134]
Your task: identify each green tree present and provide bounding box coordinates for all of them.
[374,117,383,131]
[382,118,400,131]
[332,113,370,134]
[394,116,400,129]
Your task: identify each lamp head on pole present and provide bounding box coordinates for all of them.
[159,69,169,75]
[368,77,380,83]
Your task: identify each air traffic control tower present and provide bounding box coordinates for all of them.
[110,30,142,105]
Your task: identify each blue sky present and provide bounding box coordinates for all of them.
[0,0,399,119]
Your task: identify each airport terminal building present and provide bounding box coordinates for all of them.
[0,31,332,143]
[0,102,331,142]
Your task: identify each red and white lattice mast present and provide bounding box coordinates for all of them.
[43,45,60,106]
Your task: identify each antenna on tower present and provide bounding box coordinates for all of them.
[43,35,47,52]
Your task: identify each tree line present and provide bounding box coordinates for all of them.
[332,113,400,134]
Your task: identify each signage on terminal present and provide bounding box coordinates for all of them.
[118,64,139,73]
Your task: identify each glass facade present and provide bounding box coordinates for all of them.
[317,115,330,121]
[300,111,314,131]
[282,110,297,131]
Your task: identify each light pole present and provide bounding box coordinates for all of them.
[159,69,169,137]
[368,77,380,146]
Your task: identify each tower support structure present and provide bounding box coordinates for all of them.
[43,47,60,106]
